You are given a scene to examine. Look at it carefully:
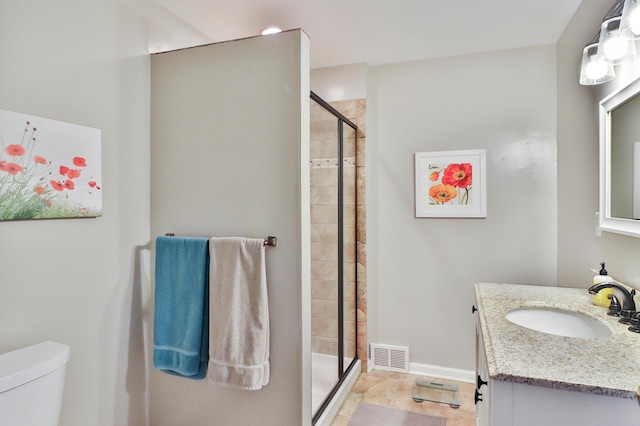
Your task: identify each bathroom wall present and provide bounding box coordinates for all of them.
[590,10,640,291]
[557,0,616,289]
[558,0,640,292]
[0,1,151,425]
[312,63,368,102]
[150,30,312,425]
[366,46,559,372]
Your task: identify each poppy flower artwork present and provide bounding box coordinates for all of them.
[414,149,486,218]
[0,109,102,220]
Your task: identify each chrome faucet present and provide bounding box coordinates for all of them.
[588,282,637,311]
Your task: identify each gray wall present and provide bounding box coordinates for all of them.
[558,0,640,291]
[150,31,312,426]
[366,46,559,371]
[0,1,150,425]
[557,0,612,289]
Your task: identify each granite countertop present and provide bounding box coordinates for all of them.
[475,282,640,399]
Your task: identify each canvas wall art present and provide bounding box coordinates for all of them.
[414,149,486,218]
[0,109,101,220]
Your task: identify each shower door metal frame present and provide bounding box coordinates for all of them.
[310,91,359,425]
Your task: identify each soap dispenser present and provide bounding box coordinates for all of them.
[592,262,614,307]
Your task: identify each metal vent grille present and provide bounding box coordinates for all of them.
[370,343,409,372]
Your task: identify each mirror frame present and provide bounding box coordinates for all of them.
[599,75,640,238]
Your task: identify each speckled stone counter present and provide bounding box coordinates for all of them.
[475,282,640,399]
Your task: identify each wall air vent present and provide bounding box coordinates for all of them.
[370,343,409,373]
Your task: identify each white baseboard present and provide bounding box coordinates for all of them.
[409,362,475,384]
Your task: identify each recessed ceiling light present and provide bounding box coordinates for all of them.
[261,26,282,36]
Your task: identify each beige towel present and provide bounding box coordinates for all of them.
[207,237,270,390]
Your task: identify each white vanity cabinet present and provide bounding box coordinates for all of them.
[474,321,490,426]
[474,285,640,426]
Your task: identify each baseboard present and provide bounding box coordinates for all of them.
[409,362,475,384]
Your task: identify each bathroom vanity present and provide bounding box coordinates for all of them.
[474,282,640,426]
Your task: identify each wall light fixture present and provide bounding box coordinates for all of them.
[580,43,615,85]
[579,0,640,85]
[620,0,640,38]
[600,16,636,63]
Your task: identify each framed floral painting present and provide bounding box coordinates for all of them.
[414,149,486,218]
[0,109,101,221]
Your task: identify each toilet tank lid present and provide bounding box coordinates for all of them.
[0,341,70,393]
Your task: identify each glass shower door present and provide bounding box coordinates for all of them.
[310,92,358,423]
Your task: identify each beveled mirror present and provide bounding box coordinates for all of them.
[599,75,640,237]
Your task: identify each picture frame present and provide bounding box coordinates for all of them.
[414,149,486,218]
[0,109,102,221]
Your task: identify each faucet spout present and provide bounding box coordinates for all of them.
[588,282,636,311]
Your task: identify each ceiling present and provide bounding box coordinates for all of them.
[150,0,584,69]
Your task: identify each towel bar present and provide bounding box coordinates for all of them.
[164,234,277,247]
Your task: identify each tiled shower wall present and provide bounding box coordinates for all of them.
[310,98,367,371]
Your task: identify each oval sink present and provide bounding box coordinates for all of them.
[505,307,612,339]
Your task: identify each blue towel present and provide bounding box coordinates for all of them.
[153,236,209,379]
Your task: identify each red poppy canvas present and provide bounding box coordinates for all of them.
[0,109,102,220]
[414,149,486,218]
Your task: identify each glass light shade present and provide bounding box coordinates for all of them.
[599,17,636,64]
[580,43,615,85]
[620,0,640,39]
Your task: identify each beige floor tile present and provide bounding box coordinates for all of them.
[329,414,350,426]
[329,371,475,426]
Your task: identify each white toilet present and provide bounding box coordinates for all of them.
[0,341,70,426]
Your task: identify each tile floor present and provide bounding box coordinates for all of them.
[329,370,476,426]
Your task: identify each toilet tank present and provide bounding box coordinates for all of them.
[0,341,70,426]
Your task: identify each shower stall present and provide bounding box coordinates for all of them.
[309,92,360,424]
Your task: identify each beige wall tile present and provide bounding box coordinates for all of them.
[356,205,366,226]
[318,338,338,356]
[311,186,338,206]
[344,242,356,261]
[344,185,356,206]
[344,205,356,225]
[344,225,356,242]
[344,319,356,338]
[333,100,357,119]
[311,166,338,187]
[312,280,338,300]
[343,164,356,184]
[313,224,339,243]
[356,224,366,244]
[312,242,338,264]
[344,300,356,322]
[311,260,339,281]
[312,317,339,339]
[311,205,338,224]
[357,138,366,166]
[312,298,339,319]
[343,139,357,158]
[343,280,356,303]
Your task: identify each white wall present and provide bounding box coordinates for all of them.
[150,30,312,426]
[367,46,559,371]
[0,1,150,425]
[311,63,368,102]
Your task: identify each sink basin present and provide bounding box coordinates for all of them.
[505,307,612,339]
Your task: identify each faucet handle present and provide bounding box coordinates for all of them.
[619,309,636,324]
[629,312,640,333]
[608,294,622,316]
